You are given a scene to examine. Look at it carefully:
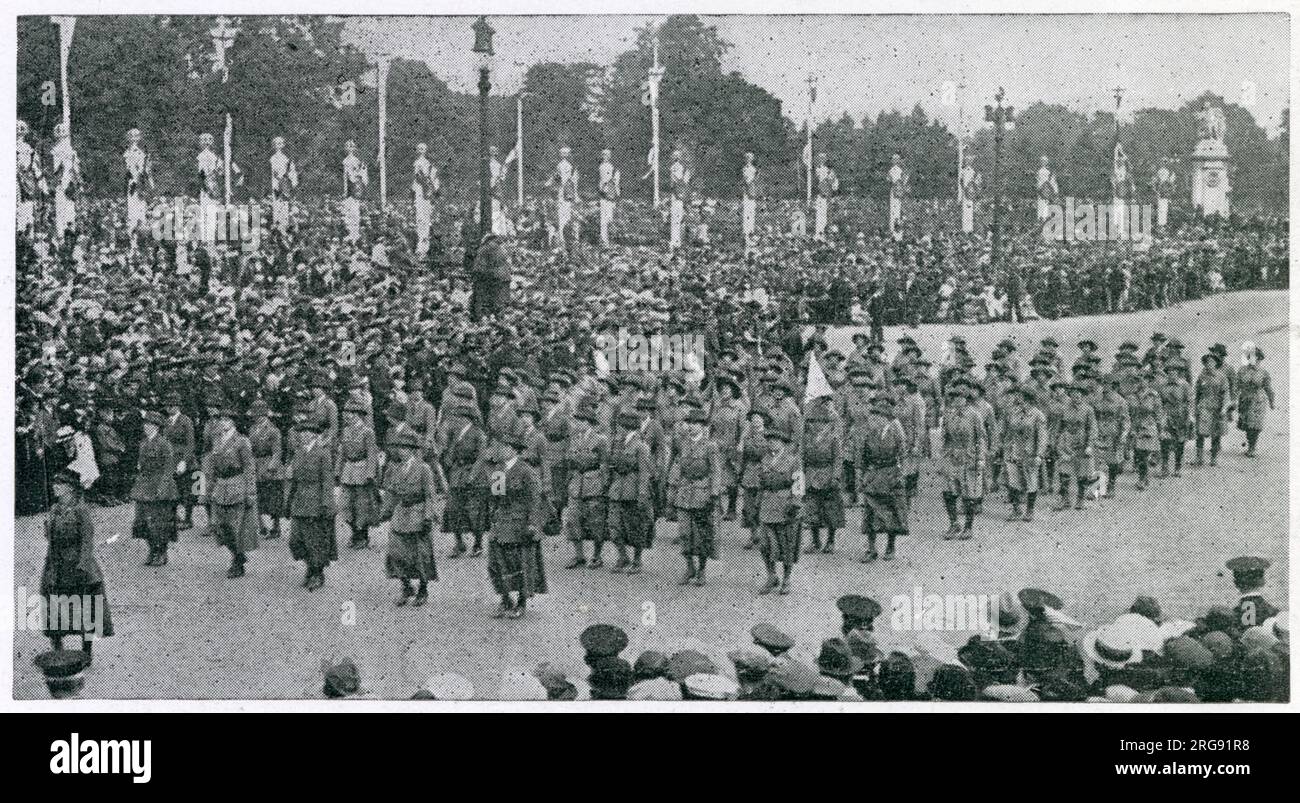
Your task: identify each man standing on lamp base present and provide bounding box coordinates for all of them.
[17,120,46,236]
[669,149,690,252]
[341,139,369,245]
[813,152,837,241]
[550,146,579,253]
[598,148,620,247]
[412,142,439,257]
[741,152,758,255]
[269,136,299,235]
[123,128,154,242]
[887,153,906,240]
[51,122,82,240]
[1036,156,1059,222]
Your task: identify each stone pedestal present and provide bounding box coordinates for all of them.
[1191,139,1230,217]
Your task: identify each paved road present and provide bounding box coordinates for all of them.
[12,290,1290,699]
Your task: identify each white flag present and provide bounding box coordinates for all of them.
[801,138,812,168]
[503,145,518,167]
[804,353,833,403]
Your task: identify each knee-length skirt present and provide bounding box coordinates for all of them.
[339,483,380,528]
[487,540,547,596]
[132,500,178,547]
[608,500,651,548]
[443,487,489,533]
[679,507,717,559]
[386,527,438,581]
[210,501,259,553]
[257,479,284,518]
[803,487,844,530]
[759,522,801,564]
[290,516,338,569]
[861,491,909,535]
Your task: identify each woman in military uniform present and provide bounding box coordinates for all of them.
[1193,352,1229,467]
[41,470,114,661]
[606,408,654,574]
[710,375,745,521]
[1158,360,1194,477]
[801,402,843,553]
[756,426,801,595]
[670,408,721,586]
[1093,377,1130,498]
[382,429,439,606]
[1052,382,1096,511]
[200,410,259,578]
[247,399,284,541]
[287,419,336,591]
[739,408,769,550]
[999,387,1047,522]
[337,397,380,549]
[131,411,179,566]
[1235,346,1274,458]
[1129,370,1166,491]
[486,434,547,618]
[439,401,489,558]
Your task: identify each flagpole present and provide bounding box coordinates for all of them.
[377,54,392,209]
[516,94,524,209]
[51,17,75,133]
[805,74,816,205]
[650,36,662,208]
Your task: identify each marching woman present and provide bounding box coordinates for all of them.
[337,397,380,549]
[1235,344,1275,458]
[382,430,440,607]
[287,418,336,591]
[756,425,802,595]
[41,470,114,663]
[200,408,259,579]
[131,411,179,566]
[247,399,284,541]
[486,433,548,618]
[1129,369,1166,491]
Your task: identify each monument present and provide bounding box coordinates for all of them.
[1191,102,1230,217]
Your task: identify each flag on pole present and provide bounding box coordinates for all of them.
[805,353,833,403]
[801,138,812,168]
[503,144,518,168]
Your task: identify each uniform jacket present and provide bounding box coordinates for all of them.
[201,430,257,506]
[566,425,610,499]
[1001,405,1048,465]
[438,419,486,490]
[248,418,283,481]
[606,429,653,504]
[801,422,842,490]
[1054,401,1097,460]
[757,448,800,524]
[336,421,380,485]
[288,436,335,519]
[381,455,437,534]
[1129,389,1165,451]
[858,412,906,494]
[130,434,179,502]
[941,404,987,470]
[488,458,543,544]
[669,433,722,510]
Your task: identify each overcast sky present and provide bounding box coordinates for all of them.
[343,13,1290,135]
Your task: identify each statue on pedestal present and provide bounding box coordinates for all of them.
[1191,101,1231,217]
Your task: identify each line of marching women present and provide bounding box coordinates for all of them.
[40,325,1274,627]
